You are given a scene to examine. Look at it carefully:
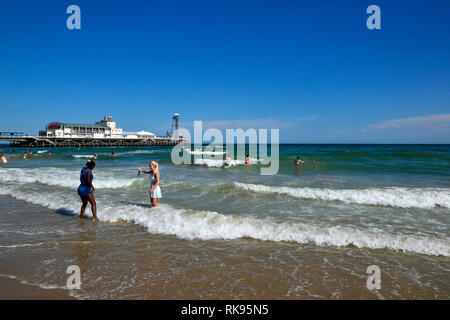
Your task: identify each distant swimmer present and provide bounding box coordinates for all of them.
[245,155,250,165]
[93,154,97,160]
[23,152,27,160]
[28,150,32,156]
[48,152,52,156]
[138,161,161,207]
[295,156,304,165]
[78,160,98,220]
[0,154,7,163]
[223,156,231,167]
[110,152,115,159]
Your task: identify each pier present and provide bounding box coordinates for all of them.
[0,135,188,148]
[0,115,189,148]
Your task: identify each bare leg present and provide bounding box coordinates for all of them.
[151,197,160,207]
[87,193,98,220]
[80,196,88,219]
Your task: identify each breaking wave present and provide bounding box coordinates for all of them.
[194,158,258,167]
[186,149,226,155]
[234,182,450,209]
[72,155,94,159]
[0,185,448,257]
[0,168,138,189]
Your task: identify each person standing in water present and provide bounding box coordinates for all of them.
[223,155,231,167]
[138,161,161,207]
[295,156,304,165]
[78,160,98,220]
[245,155,250,165]
[0,154,7,163]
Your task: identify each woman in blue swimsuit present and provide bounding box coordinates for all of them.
[77,160,98,220]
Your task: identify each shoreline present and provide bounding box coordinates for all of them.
[0,194,448,299]
[0,276,76,300]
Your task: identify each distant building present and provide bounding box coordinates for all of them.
[123,131,156,139]
[39,116,125,138]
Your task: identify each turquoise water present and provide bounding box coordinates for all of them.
[0,144,449,299]
[0,144,449,256]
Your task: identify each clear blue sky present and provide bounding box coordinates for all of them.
[0,0,449,143]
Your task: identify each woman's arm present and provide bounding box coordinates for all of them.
[87,170,95,193]
[138,168,152,174]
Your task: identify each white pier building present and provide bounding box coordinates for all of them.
[39,116,156,139]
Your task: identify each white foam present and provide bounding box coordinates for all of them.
[36,150,48,154]
[72,151,159,158]
[186,149,226,155]
[234,182,450,209]
[194,158,258,167]
[0,274,68,291]
[123,150,162,155]
[72,155,94,159]
[0,243,52,248]
[0,167,138,189]
[1,185,448,257]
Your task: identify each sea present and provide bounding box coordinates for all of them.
[0,144,449,299]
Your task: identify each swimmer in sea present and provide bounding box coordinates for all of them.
[295,156,304,165]
[0,154,7,163]
[23,152,27,160]
[78,160,98,220]
[245,155,250,165]
[110,152,115,159]
[223,155,231,167]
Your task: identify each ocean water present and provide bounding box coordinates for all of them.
[0,144,449,299]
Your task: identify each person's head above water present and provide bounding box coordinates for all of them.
[297,156,300,159]
[149,161,159,173]
[85,160,96,170]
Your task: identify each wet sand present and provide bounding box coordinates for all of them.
[0,195,449,300]
[0,276,75,300]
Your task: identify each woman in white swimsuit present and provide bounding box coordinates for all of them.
[138,161,162,207]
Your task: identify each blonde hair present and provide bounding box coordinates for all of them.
[150,161,159,173]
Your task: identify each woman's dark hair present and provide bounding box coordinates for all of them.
[85,160,96,169]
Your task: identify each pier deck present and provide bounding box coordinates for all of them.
[0,135,188,148]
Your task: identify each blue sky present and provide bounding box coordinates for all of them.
[0,0,449,143]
